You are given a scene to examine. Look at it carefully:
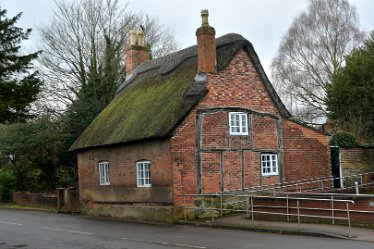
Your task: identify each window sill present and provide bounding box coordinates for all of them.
[261,174,279,177]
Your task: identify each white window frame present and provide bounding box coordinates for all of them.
[261,154,279,176]
[98,161,110,185]
[136,161,151,187]
[229,112,248,135]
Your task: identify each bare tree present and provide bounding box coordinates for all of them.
[271,0,364,123]
[38,0,178,112]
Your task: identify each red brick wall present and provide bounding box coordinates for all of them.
[250,195,374,225]
[78,139,172,203]
[243,151,259,188]
[201,111,229,150]
[171,49,286,202]
[252,115,278,150]
[223,151,242,191]
[340,148,374,176]
[201,152,221,193]
[282,120,330,182]
[171,49,330,202]
[198,50,280,115]
[171,108,198,205]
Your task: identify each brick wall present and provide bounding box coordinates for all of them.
[171,49,330,204]
[282,120,331,182]
[172,49,288,203]
[78,139,172,204]
[12,192,57,209]
[340,147,374,176]
[198,50,280,115]
[171,108,198,206]
[250,194,374,225]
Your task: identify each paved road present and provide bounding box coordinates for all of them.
[0,209,373,249]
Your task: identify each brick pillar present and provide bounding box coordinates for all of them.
[196,9,216,73]
[125,30,149,75]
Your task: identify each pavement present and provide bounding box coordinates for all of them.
[180,214,374,242]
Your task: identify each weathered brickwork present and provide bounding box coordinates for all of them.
[171,49,292,202]
[201,152,221,193]
[340,148,374,176]
[252,115,278,151]
[201,111,228,150]
[170,108,198,206]
[170,49,330,202]
[198,50,280,116]
[78,139,172,204]
[125,46,149,75]
[223,151,242,191]
[282,120,331,182]
[196,26,216,73]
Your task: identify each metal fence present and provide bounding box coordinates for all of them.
[223,171,374,194]
[182,193,356,237]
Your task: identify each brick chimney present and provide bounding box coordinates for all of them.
[196,10,216,73]
[125,30,149,75]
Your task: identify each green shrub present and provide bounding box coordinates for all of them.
[330,132,358,147]
[0,169,16,202]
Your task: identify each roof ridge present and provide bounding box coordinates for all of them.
[117,33,248,94]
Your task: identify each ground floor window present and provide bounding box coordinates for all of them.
[137,161,151,187]
[98,161,110,185]
[261,154,278,176]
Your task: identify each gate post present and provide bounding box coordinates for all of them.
[56,188,64,210]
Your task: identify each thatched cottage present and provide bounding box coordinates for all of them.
[71,10,331,222]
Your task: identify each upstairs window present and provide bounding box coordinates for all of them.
[98,161,110,185]
[261,154,278,176]
[229,112,248,135]
[137,161,151,187]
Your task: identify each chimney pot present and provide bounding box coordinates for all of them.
[201,9,209,26]
[138,31,144,46]
[129,30,136,45]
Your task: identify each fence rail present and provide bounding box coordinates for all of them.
[181,193,356,237]
[223,171,374,194]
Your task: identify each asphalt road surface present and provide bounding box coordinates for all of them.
[0,209,373,249]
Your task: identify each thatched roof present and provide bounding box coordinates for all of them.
[71,33,290,151]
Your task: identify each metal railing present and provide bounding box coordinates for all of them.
[223,171,374,194]
[182,193,356,237]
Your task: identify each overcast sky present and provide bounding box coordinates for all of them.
[1,0,373,75]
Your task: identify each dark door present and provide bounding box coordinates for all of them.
[330,147,341,188]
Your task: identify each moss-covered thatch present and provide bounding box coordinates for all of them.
[71,61,199,150]
[71,33,290,150]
